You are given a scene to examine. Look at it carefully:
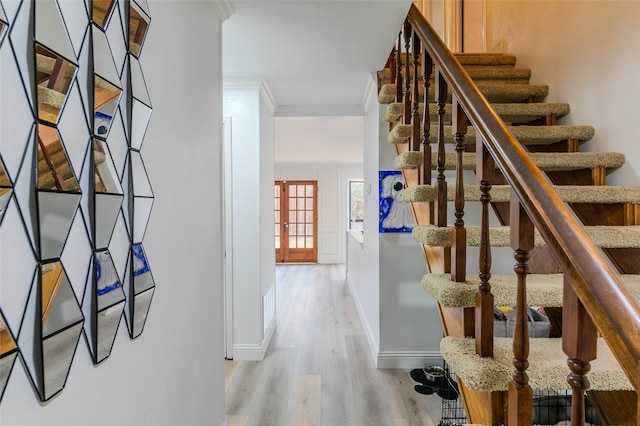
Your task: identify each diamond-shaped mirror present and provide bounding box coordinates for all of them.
[130,151,153,243]
[92,0,116,30]
[35,44,78,125]
[0,4,8,47]
[35,0,76,63]
[0,156,11,224]
[129,1,149,57]
[124,244,154,338]
[93,24,122,139]
[40,261,83,400]
[82,250,125,364]
[130,55,151,150]
[20,261,84,401]
[93,139,123,249]
[36,124,81,260]
[0,309,18,402]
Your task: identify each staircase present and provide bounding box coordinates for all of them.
[378,6,640,425]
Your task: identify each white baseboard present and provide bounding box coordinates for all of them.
[377,350,443,369]
[346,272,380,367]
[232,317,276,361]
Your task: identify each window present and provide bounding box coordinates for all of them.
[349,180,364,231]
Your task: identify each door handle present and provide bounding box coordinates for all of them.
[284,222,289,229]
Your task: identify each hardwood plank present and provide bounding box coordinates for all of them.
[321,357,359,425]
[246,347,297,426]
[284,375,321,426]
[225,264,443,426]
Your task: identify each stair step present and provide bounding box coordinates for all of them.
[403,184,640,204]
[388,124,595,145]
[378,66,532,87]
[412,224,640,249]
[440,336,632,392]
[422,273,640,308]
[454,53,517,66]
[384,102,571,124]
[394,151,625,172]
[379,83,549,104]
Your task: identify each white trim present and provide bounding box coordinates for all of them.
[361,73,378,114]
[275,105,364,117]
[377,351,443,369]
[232,316,275,361]
[259,82,277,115]
[346,272,380,368]
[223,77,265,90]
[211,0,234,22]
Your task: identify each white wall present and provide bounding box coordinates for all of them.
[223,82,275,361]
[486,0,640,186]
[346,75,445,368]
[0,1,225,425]
[346,78,382,360]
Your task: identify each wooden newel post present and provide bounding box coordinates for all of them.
[451,97,468,282]
[476,136,494,357]
[509,191,535,425]
[562,276,597,426]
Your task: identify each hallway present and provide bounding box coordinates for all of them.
[225,264,442,425]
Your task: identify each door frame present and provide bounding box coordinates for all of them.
[223,116,233,359]
[275,180,318,263]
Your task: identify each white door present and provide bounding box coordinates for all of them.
[223,117,234,359]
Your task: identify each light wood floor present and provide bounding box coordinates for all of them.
[225,264,443,426]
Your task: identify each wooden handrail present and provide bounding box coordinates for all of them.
[407,3,640,390]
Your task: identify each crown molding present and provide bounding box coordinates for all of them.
[361,73,378,114]
[223,78,278,114]
[275,105,364,117]
[211,0,234,22]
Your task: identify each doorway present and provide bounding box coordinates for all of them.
[275,180,318,263]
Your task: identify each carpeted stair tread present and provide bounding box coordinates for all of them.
[378,83,549,104]
[388,124,595,145]
[412,224,640,249]
[384,102,571,124]
[378,67,532,87]
[422,273,640,308]
[454,53,517,66]
[394,151,625,172]
[403,184,640,204]
[440,336,633,392]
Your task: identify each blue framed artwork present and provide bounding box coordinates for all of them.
[379,170,415,233]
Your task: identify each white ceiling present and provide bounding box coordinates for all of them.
[222,0,412,163]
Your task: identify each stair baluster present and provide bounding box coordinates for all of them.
[395,33,402,103]
[563,276,598,426]
[403,20,411,125]
[451,97,467,282]
[476,137,494,357]
[410,30,420,153]
[509,191,534,425]
[421,49,432,188]
[434,70,447,227]
[38,136,67,191]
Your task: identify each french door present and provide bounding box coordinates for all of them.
[275,181,318,263]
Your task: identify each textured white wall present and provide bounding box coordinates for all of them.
[0,1,225,424]
[486,0,640,186]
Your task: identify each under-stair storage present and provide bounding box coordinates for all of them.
[379,5,640,425]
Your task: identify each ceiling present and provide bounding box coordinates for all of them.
[222,0,412,164]
[222,0,411,113]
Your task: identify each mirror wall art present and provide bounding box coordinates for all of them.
[0,0,154,402]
